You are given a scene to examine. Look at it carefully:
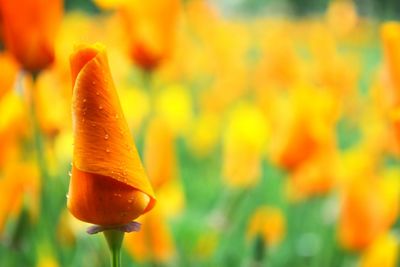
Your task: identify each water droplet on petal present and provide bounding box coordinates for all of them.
[83,98,87,103]
[99,105,103,110]
[68,171,72,177]
[92,81,96,85]
[104,134,109,140]
[106,148,110,153]
[96,91,100,96]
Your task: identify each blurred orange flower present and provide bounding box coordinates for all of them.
[119,0,181,71]
[144,118,176,190]
[124,205,175,264]
[0,162,40,234]
[246,206,286,247]
[381,22,400,106]
[287,147,339,200]
[269,86,338,171]
[0,51,18,99]
[67,43,155,226]
[338,172,399,250]
[0,0,63,73]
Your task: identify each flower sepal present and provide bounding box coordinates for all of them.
[86,221,141,235]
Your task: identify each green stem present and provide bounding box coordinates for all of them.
[103,230,125,267]
[29,72,48,180]
[253,234,266,265]
[27,72,58,264]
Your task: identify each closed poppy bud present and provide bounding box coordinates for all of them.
[1,0,63,72]
[67,43,156,226]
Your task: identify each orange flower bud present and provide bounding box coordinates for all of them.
[119,0,181,71]
[0,0,62,72]
[144,118,176,190]
[67,43,155,226]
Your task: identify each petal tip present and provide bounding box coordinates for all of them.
[70,43,106,88]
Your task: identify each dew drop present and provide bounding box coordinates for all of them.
[83,98,87,103]
[106,148,110,153]
[66,194,69,199]
[68,171,72,177]
[128,199,132,203]
[104,134,109,140]
[96,91,100,96]
[92,81,96,85]
[99,105,103,110]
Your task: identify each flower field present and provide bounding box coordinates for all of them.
[0,0,399,266]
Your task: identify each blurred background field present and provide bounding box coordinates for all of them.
[0,0,399,266]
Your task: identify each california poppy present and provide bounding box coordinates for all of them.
[144,117,176,190]
[338,173,399,250]
[119,0,181,71]
[246,206,286,247]
[381,22,400,106]
[67,43,155,226]
[124,205,175,264]
[222,103,268,188]
[0,0,62,73]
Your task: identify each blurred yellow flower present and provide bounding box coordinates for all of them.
[223,103,268,188]
[254,21,301,89]
[155,84,193,136]
[35,70,70,138]
[326,0,358,37]
[36,252,59,267]
[246,206,286,247]
[186,111,221,158]
[0,52,19,99]
[119,86,150,134]
[359,233,399,267]
[155,179,185,218]
[0,92,28,168]
[0,162,40,233]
